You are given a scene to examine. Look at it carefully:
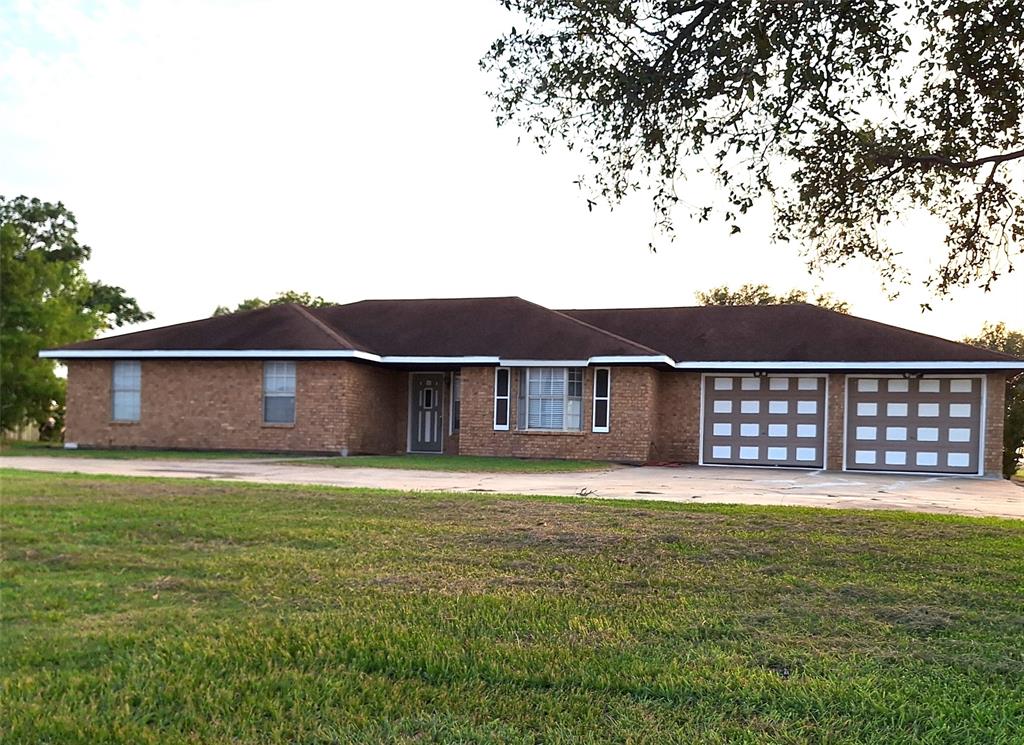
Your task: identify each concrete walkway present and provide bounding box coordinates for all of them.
[4,456,1023,519]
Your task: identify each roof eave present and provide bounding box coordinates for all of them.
[39,349,1021,370]
[673,360,1024,370]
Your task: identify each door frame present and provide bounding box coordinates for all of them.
[697,372,830,470]
[841,373,986,476]
[407,372,445,454]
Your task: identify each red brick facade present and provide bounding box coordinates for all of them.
[649,371,701,462]
[65,359,406,454]
[457,366,659,462]
[984,373,1007,476]
[64,361,1009,475]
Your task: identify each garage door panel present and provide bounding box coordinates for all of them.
[702,375,825,468]
[845,377,981,474]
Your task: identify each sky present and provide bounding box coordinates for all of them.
[1,0,1021,341]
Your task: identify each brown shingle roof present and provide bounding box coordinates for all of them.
[308,297,659,358]
[46,297,1020,366]
[562,304,1017,363]
[60,304,351,351]
[55,297,660,360]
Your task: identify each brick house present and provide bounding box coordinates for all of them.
[42,297,1022,476]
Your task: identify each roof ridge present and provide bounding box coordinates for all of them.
[345,295,522,305]
[287,304,363,351]
[516,297,666,357]
[562,303,810,312]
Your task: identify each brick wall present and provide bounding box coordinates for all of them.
[984,373,1007,476]
[650,371,701,463]
[825,374,846,470]
[65,359,406,454]
[457,366,658,462]
[338,361,407,455]
[64,361,1011,474]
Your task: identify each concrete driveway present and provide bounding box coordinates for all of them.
[4,456,1023,519]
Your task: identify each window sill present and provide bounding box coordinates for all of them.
[261,422,296,429]
[513,429,585,436]
[110,420,139,425]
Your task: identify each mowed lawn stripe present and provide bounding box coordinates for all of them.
[1,469,1022,744]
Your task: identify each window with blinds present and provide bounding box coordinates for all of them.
[263,361,296,424]
[523,367,583,431]
[111,361,141,422]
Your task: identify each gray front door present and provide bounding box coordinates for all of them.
[409,373,444,453]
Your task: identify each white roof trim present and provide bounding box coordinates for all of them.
[38,349,667,366]
[587,355,675,365]
[39,349,382,361]
[38,350,1021,369]
[379,355,500,364]
[672,360,1022,370]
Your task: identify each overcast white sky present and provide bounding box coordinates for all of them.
[2,0,1021,341]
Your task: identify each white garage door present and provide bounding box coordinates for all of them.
[701,375,826,468]
[845,376,983,474]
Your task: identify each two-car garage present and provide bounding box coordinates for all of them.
[700,374,985,475]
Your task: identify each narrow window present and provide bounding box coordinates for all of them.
[450,373,461,433]
[523,367,583,431]
[493,368,510,430]
[111,361,141,422]
[263,361,296,424]
[592,367,610,432]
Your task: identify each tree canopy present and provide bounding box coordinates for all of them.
[696,283,849,312]
[0,196,152,432]
[482,1,1024,294]
[212,290,333,317]
[963,322,1024,478]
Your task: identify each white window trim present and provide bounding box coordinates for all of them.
[592,367,611,433]
[522,367,583,432]
[111,360,141,422]
[449,372,461,435]
[263,361,297,425]
[493,367,510,431]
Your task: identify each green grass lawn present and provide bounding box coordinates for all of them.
[0,440,288,460]
[0,442,612,472]
[2,469,1022,744]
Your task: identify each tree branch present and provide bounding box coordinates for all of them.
[903,148,1024,169]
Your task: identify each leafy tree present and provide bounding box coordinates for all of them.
[0,196,152,432]
[212,290,332,316]
[483,1,1024,294]
[696,283,850,312]
[963,323,1024,478]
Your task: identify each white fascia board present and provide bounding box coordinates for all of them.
[378,355,500,364]
[39,349,382,361]
[673,360,1023,370]
[38,349,650,365]
[497,359,590,367]
[39,349,1021,371]
[498,356,673,367]
[587,355,675,365]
